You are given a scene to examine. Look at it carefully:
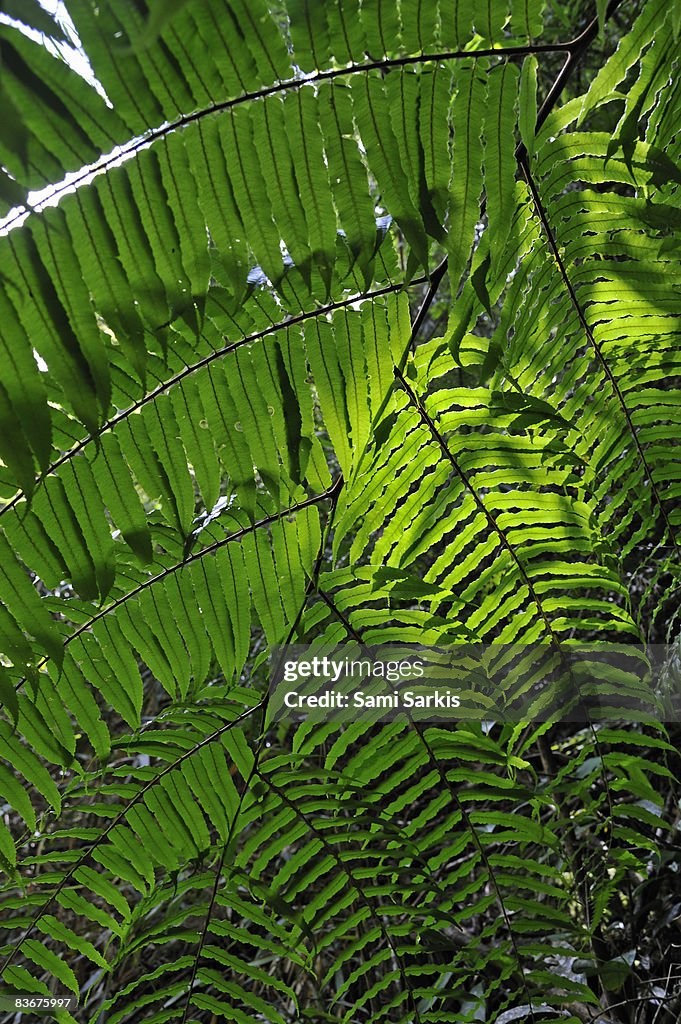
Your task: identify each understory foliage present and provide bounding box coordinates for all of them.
[0,0,680,1021]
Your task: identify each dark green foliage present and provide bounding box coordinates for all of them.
[0,1,679,1021]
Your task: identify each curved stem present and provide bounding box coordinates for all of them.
[14,484,339,694]
[0,278,425,520]
[315,586,540,1024]
[1,38,584,236]
[519,153,680,559]
[0,700,263,978]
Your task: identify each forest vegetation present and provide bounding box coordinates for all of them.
[0,1,680,1022]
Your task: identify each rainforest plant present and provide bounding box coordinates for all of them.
[0,0,680,1021]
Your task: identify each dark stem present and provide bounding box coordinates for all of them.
[518,152,680,558]
[315,586,540,1024]
[180,755,260,1024]
[0,701,263,977]
[254,765,423,1023]
[14,484,339,693]
[0,278,426,520]
[2,35,587,236]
